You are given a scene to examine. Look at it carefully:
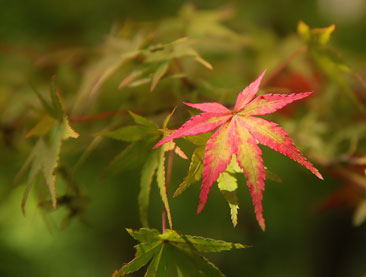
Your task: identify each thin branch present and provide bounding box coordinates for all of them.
[69,110,128,123]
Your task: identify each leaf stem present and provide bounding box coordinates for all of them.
[69,110,128,123]
[162,149,174,233]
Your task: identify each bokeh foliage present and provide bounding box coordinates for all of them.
[0,1,365,276]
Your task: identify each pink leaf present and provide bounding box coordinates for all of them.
[184,102,232,114]
[197,121,236,214]
[241,116,323,179]
[154,113,231,148]
[155,70,323,230]
[234,70,266,112]
[242,92,312,116]
[234,117,266,230]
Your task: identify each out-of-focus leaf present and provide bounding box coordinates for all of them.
[353,199,366,227]
[176,3,249,50]
[194,55,213,70]
[102,110,186,229]
[265,168,283,183]
[94,125,156,142]
[72,34,144,114]
[298,21,364,112]
[118,69,144,89]
[330,122,366,152]
[25,115,55,139]
[102,139,157,177]
[162,107,177,130]
[116,228,246,276]
[128,111,159,129]
[311,50,364,112]
[138,151,159,227]
[297,21,310,42]
[49,80,64,119]
[115,34,214,91]
[151,61,169,91]
[15,85,79,212]
[31,85,58,119]
[38,194,90,229]
[143,37,213,70]
[297,21,335,46]
[128,78,151,87]
[184,132,211,146]
[16,117,79,213]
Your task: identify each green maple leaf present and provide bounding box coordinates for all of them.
[97,109,187,228]
[15,83,79,213]
[119,37,213,92]
[114,228,247,277]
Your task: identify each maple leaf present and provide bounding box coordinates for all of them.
[96,109,187,228]
[114,228,246,276]
[15,82,79,213]
[154,71,323,230]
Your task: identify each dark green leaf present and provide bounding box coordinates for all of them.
[102,138,158,177]
[117,228,247,276]
[31,84,58,119]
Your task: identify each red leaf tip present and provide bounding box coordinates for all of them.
[196,203,204,215]
[259,219,266,231]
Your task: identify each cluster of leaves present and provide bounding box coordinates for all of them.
[96,108,188,229]
[14,80,79,213]
[3,4,365,276]
[154,71,323,230]
[113,228,246,276]
[290,21,366,226]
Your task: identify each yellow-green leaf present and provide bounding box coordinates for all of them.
[138,151,159,227]
[16,116,79,213]
[174,146,205,197]
[25,115,56,139]
[157,148,173,229]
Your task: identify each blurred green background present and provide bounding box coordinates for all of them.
[0,0,365,276]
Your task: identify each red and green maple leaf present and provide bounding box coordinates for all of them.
[154,71,323,230]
